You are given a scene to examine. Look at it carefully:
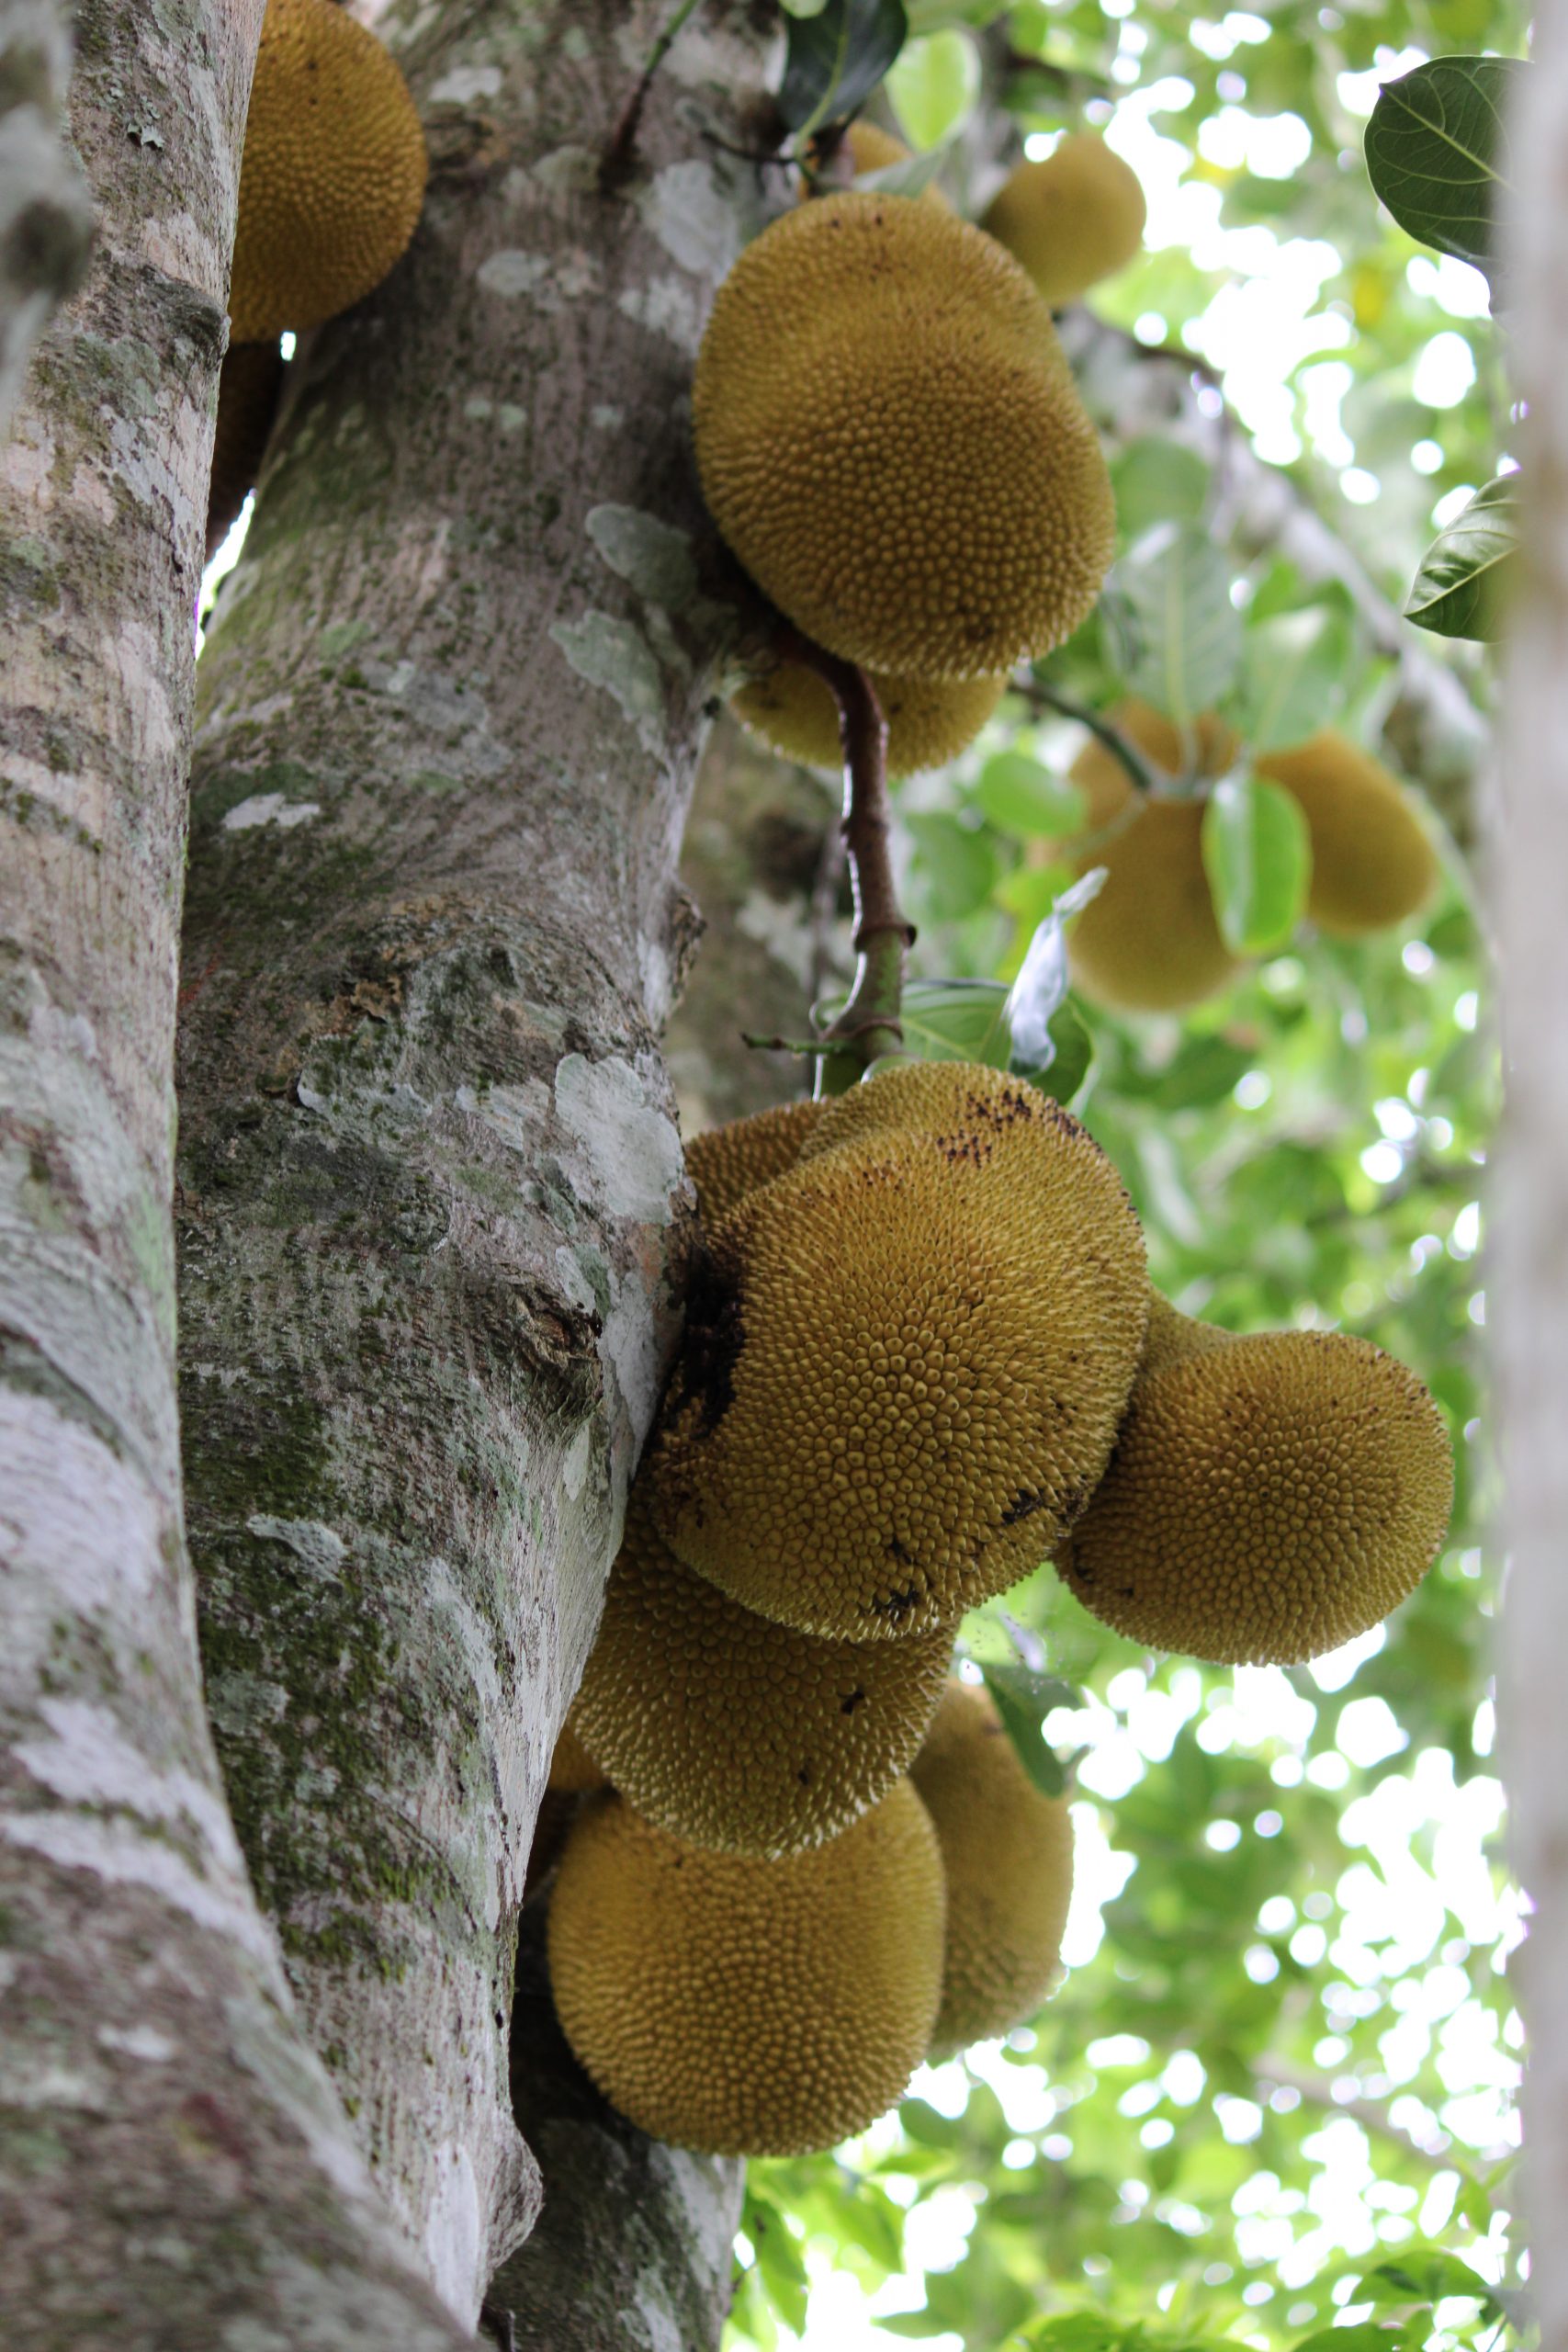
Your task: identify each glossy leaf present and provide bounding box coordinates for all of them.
[886,27,981,148]
[1404,474,1521,641]
[974,749,1087,836]
[1103,523,1245,727]
[1364,55,1524,284]
[980,1661,1077,1798]
[778,0,908,133]
[1201,772,1312,955]
[1110,436,1212,542]
[1232,603,1353,751]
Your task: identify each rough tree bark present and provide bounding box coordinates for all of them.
[0,0,94,435]
[1496,17,1565,2349]
[177,0,769,2331]
[0,5,483,2347]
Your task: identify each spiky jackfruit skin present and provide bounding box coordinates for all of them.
[910,1681,1074,2055]
[1258,731,1438,936]
[1056,1299,1454,1665]
[570,1497,952,1857]
[732,662,1006,779]
[694,194,1115,680]
[230,0,427,341]
[982,136,1148,308]
[207,341,285,560]
[645,1064,1148,1641]
[547,1718,605,1796]
[546,1782,945,2155]
[1060,702,1244,1013]
[685,1101,822,1227]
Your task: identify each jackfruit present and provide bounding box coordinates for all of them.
[804,120,951,207]
[1056,1295,1454,1665]
[982,135,1148,308]
[207,340,285,560]
[230,0,427,342]
[694,194,1115,680]
[1057,701,1244,1013]
[570,1495,952,1856]
[645,1061,1148,1640]
[547,1718,604,1796]
[1258,730,1438,936]
[547,1781,945,2155]
[731,662,1006,779]
[910,1679,1074,2054]
[685,1099,822,1227]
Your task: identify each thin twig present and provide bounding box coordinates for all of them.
[601,0,703,187]
[1019,676,1161,797]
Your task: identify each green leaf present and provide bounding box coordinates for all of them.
[1363,55,1525,284]
[778,0,909,135]
[1231,603,1353,751]
[886,28,982,148]
[975,750,1087,836]
[904,812,1000,921]
[854,142,952,198]
[1201,772,1312,955]
[1109,437,1212,542]
[1404,474,1521,641]
[905,0,1010,25]
[1103,524,1244,728]
[980,1662,1077,1798]
[779,0,830,17]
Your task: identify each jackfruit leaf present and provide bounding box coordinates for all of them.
[886,28,981,148]
[905,0,1010,26]
[1344,2247,1501,2317]
[1109,437,1212,543]
[974,749,1087,837]
[835,975,1091,1102]
[903,811,998,921]
[1201,772,1312,955]
[1404,474,1520,641]
[744,2194,810,2335]
[779,0,909,134]
[1102,523,1244,728]
[855,143,952,198]
[1363,55,1523,288]
[1288,2328,1414,2352]
[1231,602,1354,752]
[779,0,830,16]
[979,1663,1077,1799]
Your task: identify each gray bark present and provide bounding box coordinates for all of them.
[0,4,477,2347]
[1495,18,1566,2349]
[178,0,773,2329]
[0,1,94,435]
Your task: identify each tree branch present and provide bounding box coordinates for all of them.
[1017,673,1159,796]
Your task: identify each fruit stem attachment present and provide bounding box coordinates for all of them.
[1022,676,1160,797]
[776,627,916,1093]
[601,0,703,187]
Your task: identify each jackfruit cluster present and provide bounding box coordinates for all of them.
[1056,1292,1455,1664]
[982,135,1148,308]
[230,0,427,344]
[1055,705,1440,1013]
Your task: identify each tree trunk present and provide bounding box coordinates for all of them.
[177,0,773,2327]
[0,1,94,435]
[1496,20,1565,2349]
[0,4,476,2346]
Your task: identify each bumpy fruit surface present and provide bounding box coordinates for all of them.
[685,1100,821,1227]
[982,135,1147,307]
[645,1062,1147,1640]
[1258,730,1438,935]
[694,194,1115,679]
[911,1680,1074,2055]
[230,0,427,340]
[1056,1294,1454,1664]
[732,662,1006,779]
[1059,701,1243,1013]
[570,1497,952,1856]
[547,1782,945,2155]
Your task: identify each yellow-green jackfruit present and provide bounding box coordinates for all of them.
[804,120,952,207]
[685,1099,822,1227]
[1058,701,1244,1013]
[230,0,427,342]
[645,1062,1148,1640]
[570,1495,952,1856]
[982,135,1147,308]
[207,341,285,561]
[1258,730,1438,935]
[911,1679,1074,2054]
[547,1781,945,2155]
[732,662,1006,780]
[694,194,1115,680]
[1056,1294,1454,1664]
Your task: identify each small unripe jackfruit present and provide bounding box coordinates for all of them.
[1258,730,1438,936]
[910,1680,1074,2055]
[686,1099,822,1227]
[1056,1295,1454,1665]
[570,1497,952,1856]
[547,1782,945,2155]
[645,1062,1148,1640]
[982,135,1147,307]
[230,0,427,342]
[804,120,952,207]
[1059,702,1244,1013]
[694,194,1115,679]
[732,662,1006,779]
[207,341,285,560]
